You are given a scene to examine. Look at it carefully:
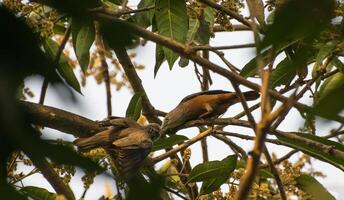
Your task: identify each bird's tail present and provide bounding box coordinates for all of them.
[242,91,260,101]
[74,130,112,151]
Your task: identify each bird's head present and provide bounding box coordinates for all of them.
[146,123,161,141]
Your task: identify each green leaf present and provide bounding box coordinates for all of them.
[155,0,188,68]
[200,175,228,195]
[154,45,166,77]
[133,0,155,28]
[188,155,237,183]
[312,41,339,78]
[177,17,199,68]
[240,50,271,77]
[53,22,66,35]
[296,174,335,200]
[44,39,81,93]
[204,7,216,30]
[20,186,57,200]
[313,72,344,118]
[186,17,200,44]
[260,0,334,50]
[195,18,211,45]
[269,57,296,88]
[276,132,344,171]
[125,93,142,121]
[152,135,188,151]
[240,39,299,78]
[332,57,344,72]
[72,17,95,72]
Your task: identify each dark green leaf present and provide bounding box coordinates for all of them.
[240,50,271,77]
[188,155,237,183]
[72,17,95,72]
[240,40,298,78]
[195,18,211,45]
[127,173,164,200]
[43,141,102,171]
[178,57,189,68]
[276,132,344,171]
[313,72,344,118]
[133,0,155,28]
[269,57,296,88]
[20,186,57,200]
[260,0,335,50]
[99,19,137,49]
[152,135,188,151]
[44,39,81,93]
[125,93,142,121]
[200,175,228,195]
[154,45,166,77]
[155,0,188,68]
[296,174,335,200]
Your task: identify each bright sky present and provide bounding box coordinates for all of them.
[21,0,344,199]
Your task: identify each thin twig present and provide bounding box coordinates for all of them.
[39,24,72,105]
[153,128,213,163]
[192,43,255,51]
[213,24,251,32]
[198,0,253,28]
[96,33,112,117]
[213,134,248,159]
[163,186,188,200]
[260,150,298,168]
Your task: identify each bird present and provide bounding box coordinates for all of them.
[161,90,259,134]
[74,117,160,181]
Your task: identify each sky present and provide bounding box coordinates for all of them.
[20,1,344,199]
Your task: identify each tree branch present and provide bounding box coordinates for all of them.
[112,46,161,124]
[197,0,253,28]
[26,153,75,200]
[19,101,104,138]
[91,13,344,124]
[153,129,213,164]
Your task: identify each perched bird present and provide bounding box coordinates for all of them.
[74,118,160,181]
[161,90,259,134]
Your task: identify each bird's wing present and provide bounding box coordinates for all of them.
[115,148,151,180]
[112,129,153,149]
[108,118,141,130]
[178,90,231,105]
[74,128,115,151]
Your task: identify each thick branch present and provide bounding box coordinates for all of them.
[19,101,104,138]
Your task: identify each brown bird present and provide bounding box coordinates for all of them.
[161,90,259,134]
[74,118,160,181]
